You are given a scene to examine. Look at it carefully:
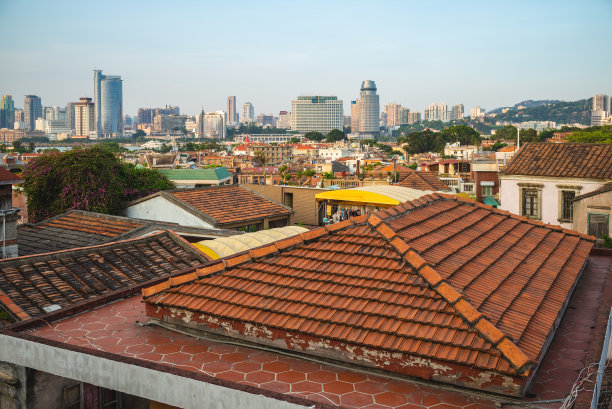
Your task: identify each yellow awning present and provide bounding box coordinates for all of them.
[315,186,434,206]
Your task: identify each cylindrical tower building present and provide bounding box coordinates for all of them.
[358,80,380,137]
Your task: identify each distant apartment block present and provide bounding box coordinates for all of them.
[74,97,95,138]
[24,95,42,130]
[350,100,360,133]
[226,96,237,124]
[451,104,464,120]
[252,145,292,165]
[198,111,226,139]
[425,103,448,122]
[384,103,402,127]
[591,93,610,126]
[291,96,343,134]
[241,102,254,123]
[276,111,291,129]
[257,114,275,127]
[94,70,123,138]
[154,114,189,133]
[470,106,486,118]
[0,129,45,144]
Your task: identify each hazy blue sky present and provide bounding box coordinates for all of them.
[1,0,611,116]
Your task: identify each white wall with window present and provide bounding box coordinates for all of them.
[499,176,606,229]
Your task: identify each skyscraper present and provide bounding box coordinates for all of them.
[358,80,380,136]
[94,70,123,138]
[74,98,95,138]
[66,102,75,131]
[198,110,226,139]
[241,102,254,123]
[384,103,402,128]
[0,95,15,129]
[350,100,360,134]
[291,96,343,134]
[593,94,606,111]
[227,96,237,124]
[24,95,42,130]
[451,104,464,121]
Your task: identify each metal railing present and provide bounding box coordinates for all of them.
[591,307,612,409]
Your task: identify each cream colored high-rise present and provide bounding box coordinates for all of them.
[384,103,402,127]
[290,96,343,134]
[358,80,380,135]
[74,97,95,138]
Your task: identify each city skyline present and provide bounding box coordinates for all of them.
[1,0,611,116]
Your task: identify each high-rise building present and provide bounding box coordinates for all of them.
[66,102,75,131]
[0,95,15,129]
[593,94,606,112]
[358,80,380,136]
[24,95,42,130]
[470,106,486,118]
[384,103,402,127]
[424,103,449,122]
[257,114,275,127]
[350,100,360,133]
[13,109,24,129]
[227,96,237,124]
[277,111,291,129]
[451,104,464,121]
[198,110,226,139]
[241,102,254,123]
[290,96,343,134]
[94,70,123,138]
[74,98,95,138]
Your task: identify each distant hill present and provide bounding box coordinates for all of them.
[486,98,592,125]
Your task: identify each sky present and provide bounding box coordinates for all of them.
[1,0,611,117]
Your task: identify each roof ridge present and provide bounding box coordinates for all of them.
[142,217,373,299]
[0,287,30,321]
[366,214,536,375]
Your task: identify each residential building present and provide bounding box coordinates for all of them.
[517,121,557,132]
[471,105,486,118]
[318,147,353,162]
[233,134,298,144]
[256,113,275,127]
[572,184,612,245]
[424,102,449,122]
[65,101,75,130]
[93,70,123,138]
[499,143,612,230]
[226,95,237,124]
[443,142,479,160]
[241,101,254,123]
[0,95,15,129]
[252,144,292,165]
[23,95,42,130]
[73,97,95,138]
[350,99,360,133]
[290,96,343,134]
[399,109,421,125]
[276,110,291,129]
[122,185,293,231]
[384,102,402,127]
[0,167,23,257]
[13,108,24,129]
[451,103,464,120]
[358,80,380,136]
[0,129,45,144]
[592,93,607,112]
[42,106,66,121]
[153,114,189,133]
[197,111,226,139]
[398,170,450,191]
[591,110,608,126]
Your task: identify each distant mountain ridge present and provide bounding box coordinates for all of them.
[486,97,592,125]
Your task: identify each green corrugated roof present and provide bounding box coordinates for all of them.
[483,196,500,208]
[159,167,232,181]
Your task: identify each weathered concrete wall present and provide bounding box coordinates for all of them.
[0,335,311,409]
[122,196,215,229]
[573,189,612,236]
[0,361,25,409]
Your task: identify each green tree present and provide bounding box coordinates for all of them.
[322,171,335,179]
[158,143,171,153]
[494,125,517,141]
[440,125,481,146]
[133,130,146,138]
[567,125,612,143]
[325,129,346,142]
[519,128,539,143]
[304,131,325,142]
[290,137,301,144]
[22,146,175,222]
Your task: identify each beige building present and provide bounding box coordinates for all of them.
[243,184,323,226]
[384,103,402,127]
[252,145,292,166]
[291,96,343,134]
[74,97,95,138]
[572,184,612,246]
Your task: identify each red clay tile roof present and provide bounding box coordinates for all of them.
[18,210,148,256]
[143,194,593,391]
[167,186,292,226]
[502,143,612,179]
[0,232,209,319]
[0,167,23,184]
[370,164,414,181]
[398,171,450,191]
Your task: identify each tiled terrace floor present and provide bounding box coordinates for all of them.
[20,255,612,408]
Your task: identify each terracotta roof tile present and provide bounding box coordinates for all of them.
[398,171,451,191]
[502,143,612,179]
[0,232,207,319]
[0,167,22,183]
[143,193,591,390]
[168,186,292,226]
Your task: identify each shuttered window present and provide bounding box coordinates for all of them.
[588,213,609,238]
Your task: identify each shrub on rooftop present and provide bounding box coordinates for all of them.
[22,145,175,223]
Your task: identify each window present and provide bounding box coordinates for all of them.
[283,192,294,208]
[482,185,493,197]
[522,189,539,218]
[560,190,575,222]
[588,213,609,238]
[62,384,81,409]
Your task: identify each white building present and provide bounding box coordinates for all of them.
[290,96,343,134]
[517,121,557,132]
[276,111,291,129]
[198,111,226,139]
[443,142,479,160]
[470,106,486,118]
[241,102,254,123]
[357,81,380,136]
[425,103,448,122]
[318,147,353,162]
[499,143,612,230]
